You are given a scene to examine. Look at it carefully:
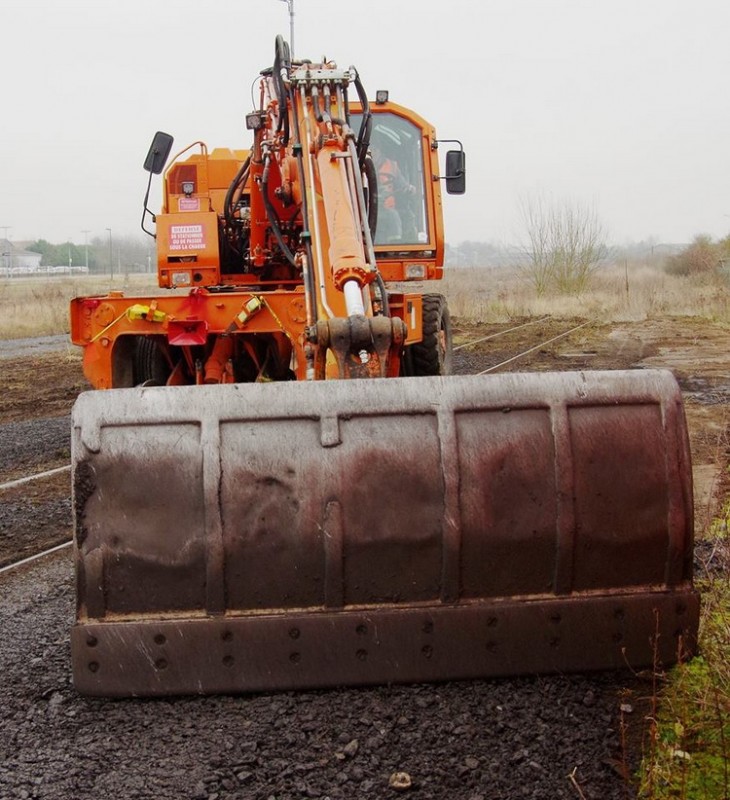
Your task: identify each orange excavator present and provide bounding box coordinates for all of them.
[69,38,698,697]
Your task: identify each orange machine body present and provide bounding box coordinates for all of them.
[71,87,444,388]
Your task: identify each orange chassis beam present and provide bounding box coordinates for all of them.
[70,288,423,389]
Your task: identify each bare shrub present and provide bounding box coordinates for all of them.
[664,234,721,277]
[518,194,608,295]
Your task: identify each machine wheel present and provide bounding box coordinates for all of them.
[408,293,453,376]
[133,336,171,386]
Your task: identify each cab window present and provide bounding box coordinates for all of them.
[352,112,429,247]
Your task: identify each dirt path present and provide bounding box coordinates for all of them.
[0,334,70,358]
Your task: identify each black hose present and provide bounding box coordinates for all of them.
[353,72,372,167]
[288,85,318,320]
[363,154,378,242]
[224,156,251,227]
[311,84,324,123]
[375,271,390,317]
[273,35,290,145]
[261,152,297,267]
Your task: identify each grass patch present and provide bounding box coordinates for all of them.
[637,504,730,799]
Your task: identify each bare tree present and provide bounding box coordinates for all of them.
[519,193,608,295]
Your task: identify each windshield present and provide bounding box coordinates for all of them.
[352,111,429,246]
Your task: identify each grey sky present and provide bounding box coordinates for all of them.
[1,0,729,247]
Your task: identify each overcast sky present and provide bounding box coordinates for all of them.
[1,0,729,247]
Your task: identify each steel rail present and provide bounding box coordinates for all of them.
[453,316,551,351]
[0,465,73,575]
[0,465,71,492]
[476,321,593,375]
[0,540,72,576]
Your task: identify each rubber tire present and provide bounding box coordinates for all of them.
[133,336,170,386]
[408,293,453,376]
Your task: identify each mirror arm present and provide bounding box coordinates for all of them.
[140,170,157,239]
[433,138,465,180]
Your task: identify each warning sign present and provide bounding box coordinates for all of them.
[178,197,201,212]
[169,224,205,251]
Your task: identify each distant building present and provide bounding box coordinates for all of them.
[0,239,42,274]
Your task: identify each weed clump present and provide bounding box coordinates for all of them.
[637,507,730,799]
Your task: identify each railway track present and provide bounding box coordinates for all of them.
[0,317,596,574]
[0,448,73,570]
[0,539,72,576]
[453,317,594,374]
[0,464,70,492]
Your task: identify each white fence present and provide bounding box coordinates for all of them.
[0,265,90,278]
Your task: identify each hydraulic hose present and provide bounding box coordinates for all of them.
[261,152,297,267]
[273,35,290,145]
[288,85,318,320]
[352,70,372,167]
[311,84,324,123]
[363,154,378,242]
[375,271,390,317]
[224,156,251,227]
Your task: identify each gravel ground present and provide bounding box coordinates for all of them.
[0,552,638,800]
[0,416,72,567]
[0,416,70,483]
[3,320,726,799]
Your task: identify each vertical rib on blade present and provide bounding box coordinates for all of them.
[71,370,698,697]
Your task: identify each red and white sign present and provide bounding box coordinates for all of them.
[178,197,201,212]
[169,224,205,251]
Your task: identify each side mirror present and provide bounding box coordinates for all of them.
[143,131,174,175]
[445,150,466,195]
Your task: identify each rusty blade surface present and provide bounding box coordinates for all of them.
[71,370,697,697]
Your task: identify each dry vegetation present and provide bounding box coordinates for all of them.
[0,274,159,339]
[2,256,729,340]
[442,260,730,324]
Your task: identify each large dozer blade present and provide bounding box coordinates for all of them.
[71,370,698,697]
